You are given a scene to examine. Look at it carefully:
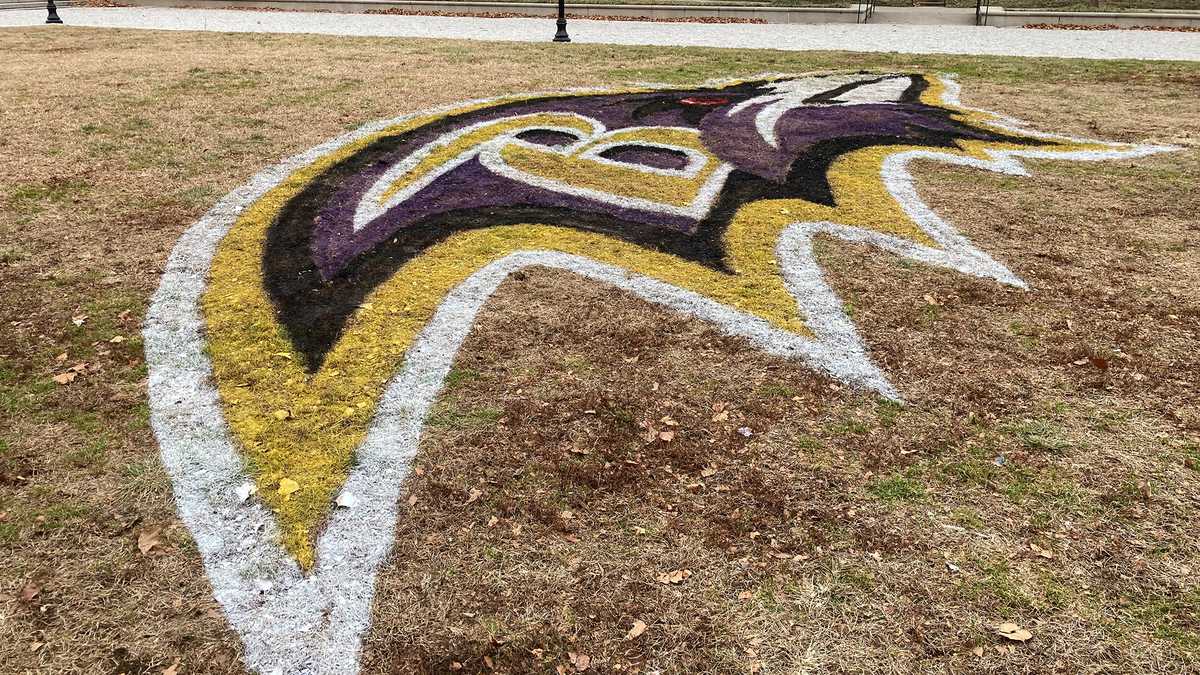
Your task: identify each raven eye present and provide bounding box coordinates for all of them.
[515,129,580,146]
[598,144,691,171]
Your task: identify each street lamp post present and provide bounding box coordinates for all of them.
[46,0,63,23]
[552,0,570,42]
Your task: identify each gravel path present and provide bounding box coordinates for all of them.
[2,7,1199,60]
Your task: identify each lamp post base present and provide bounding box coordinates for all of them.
[553,19,570,42]
[46,0,63,22]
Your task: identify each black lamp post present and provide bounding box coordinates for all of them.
[46,0,63,24]
[552,0,569,42]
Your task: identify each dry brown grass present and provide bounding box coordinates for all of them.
[1,26,1198,674]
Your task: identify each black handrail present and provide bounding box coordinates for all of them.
[857,0,875,23]
[975,0,991,25]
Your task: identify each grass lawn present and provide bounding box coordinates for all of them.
[2,26,1199,674]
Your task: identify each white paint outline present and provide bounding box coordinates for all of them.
[355,112,730,232]
[144,74,1177,674]
[728,73,913,149]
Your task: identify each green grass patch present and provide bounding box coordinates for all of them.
[444,367,483,389]
[868,474,926,503]
[428,404,504,429]
[1007,418,1071,453]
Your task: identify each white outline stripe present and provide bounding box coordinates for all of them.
[144,74,1178,674]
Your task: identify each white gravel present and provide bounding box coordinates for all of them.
[2,6,1199,60]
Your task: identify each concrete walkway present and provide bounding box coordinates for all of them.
[2,7,1198,60]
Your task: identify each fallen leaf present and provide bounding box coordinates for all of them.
[71,314,87,326]
[656,569,692,585]
[997,622,1033,642]
[1029,542,1054,559]
[658,430,675,442]
[138,527,163,555]
[406,494,418,507]
[466,488,482,504]
[109,335,125,343]
[712,410,729,422]
[52,371,76,385]
[737,590,753,600]
[923,293,940,306]
[627,619,647,639]
[18,581,40,603]
[971,646,984,657]
[660,415,678,426]
[569,652,590,671]
[30,642,45,653]
[487,516,499,527]
[277,478,300,497]
[163,658,180,675]
[272,409,291,421]
[560,510,574,521]
[55,352,67,362]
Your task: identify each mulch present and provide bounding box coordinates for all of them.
[1023,22,1200,32]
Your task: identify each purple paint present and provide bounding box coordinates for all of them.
[599,145,692,171]
[307,75,1023,279]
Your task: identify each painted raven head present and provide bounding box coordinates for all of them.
[264,72,1053,371]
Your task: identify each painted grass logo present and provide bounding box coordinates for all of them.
[144,73,1173,673]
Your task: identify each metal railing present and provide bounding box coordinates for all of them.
[857,0,875,23]
[975,0,991,25]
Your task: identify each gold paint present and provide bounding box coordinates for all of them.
[201,75,1132,565]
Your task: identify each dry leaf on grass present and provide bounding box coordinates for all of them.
[627,619,647,639]
[466,488,482,504]
[997,622,1033,642]
[163,658,180,675]
[19,580,41,603]
[51,371,76,385]
[137,528,162,555]
[568,651,590,671]
[656,569,692,584]
[1029,542,1054,559]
